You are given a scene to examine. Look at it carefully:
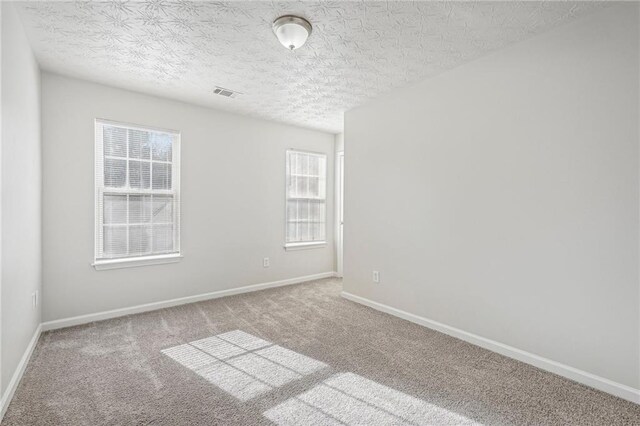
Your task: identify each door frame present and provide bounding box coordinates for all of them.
[336,151,344,277]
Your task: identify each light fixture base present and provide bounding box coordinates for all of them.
[272,15,312,51]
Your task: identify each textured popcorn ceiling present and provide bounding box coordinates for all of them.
[17,1,606,133]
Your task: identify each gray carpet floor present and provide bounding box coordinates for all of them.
[4,278,639,425]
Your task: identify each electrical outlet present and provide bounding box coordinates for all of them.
[372,271,380,283]
[32,291,39,309]
[263,257,270,268]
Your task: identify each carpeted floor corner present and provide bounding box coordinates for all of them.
[3,278,639,425]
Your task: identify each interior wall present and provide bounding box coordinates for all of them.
[1,2,42,394]
[41,73,335,322]
[335,133,344,153]
[344,4,639,389]
[334,133,344,276]
[1,0,3,396]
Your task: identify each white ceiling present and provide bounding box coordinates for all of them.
[16,1,606,133]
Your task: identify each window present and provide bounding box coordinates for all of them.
[285,150,327,249]
[94,120,181,269]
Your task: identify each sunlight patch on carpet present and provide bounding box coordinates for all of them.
[264,372,480,425]
[161,330,327,401]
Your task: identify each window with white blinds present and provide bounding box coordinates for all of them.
[95,120,180,264]
[285,150,327,247]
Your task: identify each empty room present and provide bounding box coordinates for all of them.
[1,0,639,424]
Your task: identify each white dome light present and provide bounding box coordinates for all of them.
[272,15,312,51]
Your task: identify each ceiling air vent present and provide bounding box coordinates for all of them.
[213,86,241,98]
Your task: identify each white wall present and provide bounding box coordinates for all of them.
[335,133,344,153]
[41,73,335,322]
[334,134,344,276]
[344,4,639,390]
[1,2,42,394]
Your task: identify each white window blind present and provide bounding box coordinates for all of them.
[285,150,327,246]
[95,120,180,263]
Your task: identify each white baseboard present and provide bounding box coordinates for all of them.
[341,291,640,405]
[41,272,337,332]
[0,324,42,422]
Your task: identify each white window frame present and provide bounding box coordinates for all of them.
[284,149,328,251]
[93,119,182,270]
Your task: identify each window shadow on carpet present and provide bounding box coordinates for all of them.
[161,330,328,401]
[264,372,478,425]
[162,330,479,425]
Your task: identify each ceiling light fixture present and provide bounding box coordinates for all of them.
[272,15,312,51]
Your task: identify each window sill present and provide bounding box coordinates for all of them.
[284,242,327,251]
[93,253,183,270]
